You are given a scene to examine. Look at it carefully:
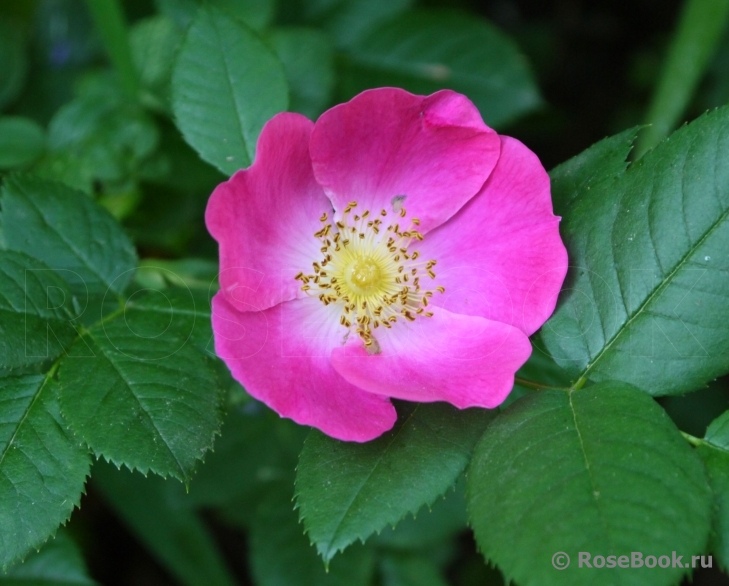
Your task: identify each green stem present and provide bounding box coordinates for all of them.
[635,0,729,158]
[85,0,140,99]
[76,302,126,338]
[571,376,587,392]
[514,377,567,392]
[680,430,704,447]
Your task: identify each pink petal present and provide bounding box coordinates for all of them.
[309,88,501,234]
[417,136,568,335]
[211,292,397,442]
[330,307,532,409]
[206,113,332,313]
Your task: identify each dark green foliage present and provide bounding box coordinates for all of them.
[0,529,96,585]
[338,9,542,127]
[3,0,729,584]
[171,5,289,175]
[0,376,90,569]
[295,403,493,562]
[540,106,729,395]
[468,383,712,586]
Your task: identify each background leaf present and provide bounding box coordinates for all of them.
[130,15,183,113]
[250,483,376,586]
[171,5,289,175]
[379,553,449,586]
[208,0,276,31]
[267,27,334,119]
[301,0,414,48]
[92,460,236,586]
[467,382,712,586]
[156,0,275,31]
[186,408,306,513]
[0,374,90,569]
[0,20,27,111]
[0,117,45,169]
[295,402,493,563]
[539,106,729,394]
[338,9,541,128]
[36,79,159,195]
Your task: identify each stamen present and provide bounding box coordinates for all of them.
[298,201,440,344]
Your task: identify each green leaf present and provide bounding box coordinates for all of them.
[92,461,236,586]
[467,382,712,586]
[339,9,541,128]
[267,27,334,119]
[705,409,729,449]
[0,117,45,169]
[156,0,275,31]
[514,344,572,394]
[0,175,137,302]
[58,289,223,482]
[295,402,492,563]
[130,15,183,112]
[696,411,729,569]
[0,251,78,371]
[154,0,199,28]
[136,119,225,196]
[549,126,641,216]
[0,21,27,111]
[0,529,96,585]
[302,0,414,48]
[208,0,275,31]
[36,82,159,194]
[371,480,467,551]
[0,374,91,569]
[539,107,729,395]
[250,483,376,586]
[118,286,214,352]
[171,5,289,175]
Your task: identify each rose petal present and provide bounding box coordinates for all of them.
[206,113,332,313]
[212,292,397,442]
[417,136,568,335]
[331,306,531,409]
[310,88,500,234]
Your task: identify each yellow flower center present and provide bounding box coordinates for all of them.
[295,201,444,351]
[346,257,382,293]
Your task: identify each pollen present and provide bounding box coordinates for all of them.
[296,201,443,348]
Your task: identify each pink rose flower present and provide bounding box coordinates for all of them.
[206,88,567,442]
